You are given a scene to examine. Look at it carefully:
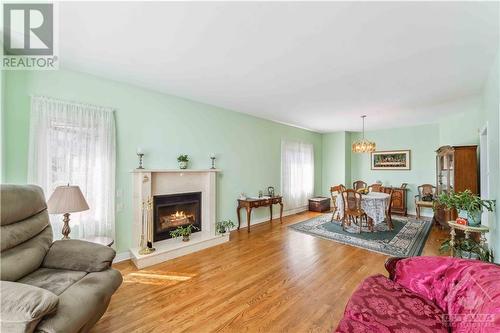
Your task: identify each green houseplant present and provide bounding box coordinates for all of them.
[215,219,235,235]
[436,190,495,226]
[169,224,199,242]
[440,238,493,262]
[177,154,189,169]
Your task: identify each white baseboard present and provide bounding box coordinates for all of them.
[113,251,131,263]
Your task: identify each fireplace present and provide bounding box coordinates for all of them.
[153,192,202,242]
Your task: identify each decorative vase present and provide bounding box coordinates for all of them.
[182,234,190,242]
[467,211,482,226]
[458,209,481,226]
[218,226,226,234]
[179,161,188,169]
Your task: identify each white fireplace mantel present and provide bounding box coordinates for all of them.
[130,169,228,268]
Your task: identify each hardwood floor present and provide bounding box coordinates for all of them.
[92,211,448,333]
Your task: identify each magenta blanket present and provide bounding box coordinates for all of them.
[394,256,500,332]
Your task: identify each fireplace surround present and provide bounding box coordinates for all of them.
[131,169,228,269]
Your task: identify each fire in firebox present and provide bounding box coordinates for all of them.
[160,210,195,229]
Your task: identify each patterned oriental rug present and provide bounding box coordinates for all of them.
[289,213,433,257]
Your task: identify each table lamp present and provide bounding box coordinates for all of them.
[47,184,89,239]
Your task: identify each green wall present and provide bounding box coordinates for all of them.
[349,124,440,215]
[1,69,4,182]
[480,51,499,262]
[3,70,323,253]
[321,131,351,195]
[438,97,483,146]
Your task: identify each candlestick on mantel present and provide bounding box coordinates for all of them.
[210,153,216,169]
[136,147,145,169]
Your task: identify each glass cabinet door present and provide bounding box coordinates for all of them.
[437,154,449,193]
[447,152,454,192]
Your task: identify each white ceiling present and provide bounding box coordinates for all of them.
[60,2,499,133]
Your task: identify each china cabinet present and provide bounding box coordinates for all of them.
[434,145,478,228]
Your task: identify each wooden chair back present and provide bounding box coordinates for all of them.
[330,184,346,222]
[368,184,383,192]
[385,188,394,214]
[352,180,367,191]
[417,184,436,199]
[382,186,392,194]
[384,188,394,229]
[343,189,362,212]
[330,184,346,194]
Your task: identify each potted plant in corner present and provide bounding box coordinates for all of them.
[437,190,495,226]
[169,224,199,242]
[440,237,493,262]
[215,219,235,235]
[177,154,189,169]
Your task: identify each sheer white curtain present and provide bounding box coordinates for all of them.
[281,140,314,210]
[28,96,116,240]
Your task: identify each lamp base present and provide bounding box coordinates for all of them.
[61,213,71,240]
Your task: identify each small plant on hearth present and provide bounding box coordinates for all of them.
[169,224,199,242]
[215,219,236,235]
[177,154,189,169]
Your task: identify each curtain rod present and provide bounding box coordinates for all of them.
[31,95,115,112]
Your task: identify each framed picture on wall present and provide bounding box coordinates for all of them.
[371,150,411,170]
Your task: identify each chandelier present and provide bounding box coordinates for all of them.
[352,115,376,153]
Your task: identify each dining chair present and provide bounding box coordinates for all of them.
[352,180,367,191]
[368,183,383,192]
[385,188,395,230]
[415,184,437,219]
[342,189,372,232]
[330,184,346,222]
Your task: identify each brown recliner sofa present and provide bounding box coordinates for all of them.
[0,184,122,333]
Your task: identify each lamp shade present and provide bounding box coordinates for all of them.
[47,185,89,214]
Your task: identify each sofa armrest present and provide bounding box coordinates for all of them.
[384,257,405,280]
[1,281,59,333]
[42,239,116,272]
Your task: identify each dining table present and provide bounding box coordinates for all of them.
[335,191,391,225]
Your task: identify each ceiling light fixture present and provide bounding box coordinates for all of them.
[352,115,376,153]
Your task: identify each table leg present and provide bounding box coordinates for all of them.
[480,232,487,249]
[450,227,456,257]
[279,202,283,224]
[269,205,273,223]
[237,206,241,230]
[246,207,252,232]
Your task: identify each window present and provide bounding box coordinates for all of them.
[28,96,116,240]
[281,140,314,210]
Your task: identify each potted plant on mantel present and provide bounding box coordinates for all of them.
[169,224,199,242]
[177,154,189,169]
[215,219,236,235]
[437,190,495,226]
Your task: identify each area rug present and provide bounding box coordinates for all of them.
[289,214,433,257]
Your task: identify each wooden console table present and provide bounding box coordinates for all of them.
[237,196,283,232]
